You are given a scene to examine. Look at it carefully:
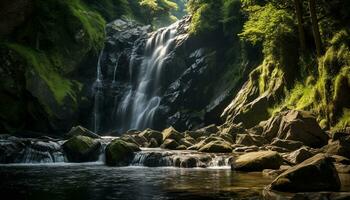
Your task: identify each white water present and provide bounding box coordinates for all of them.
[117,22,179,132]
[93,50,104,133]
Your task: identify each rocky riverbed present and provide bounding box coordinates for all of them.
[1,109,350,199]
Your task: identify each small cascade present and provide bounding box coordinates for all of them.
[116,22,179,132]
[131,149,233,168]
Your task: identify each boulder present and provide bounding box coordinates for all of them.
[176,145,187,150]
[63,136,101,162]
[198,124,219,134]
[322,140,350,159]
[139,129,163,144]
[270,138,304,151]
[65,126,100,139]
[285,147,314,165]
[219,133,235,144]
[219,123,244,136]
[236,134,268,146]
[269,154,341,192]
[0,137,25,163]
[162,127,183,142]
[105,139,141,166]
[146,138,159,148]
[131,135,148,147]
[179,138,194,147]
[335,164,350,173]
[180,157,198,168]
[262,110,329,148]
[160,139,180,150]
[233,145,259,153]
[232,151,283,171]
[184,130,210,140]
[198,140,233,153]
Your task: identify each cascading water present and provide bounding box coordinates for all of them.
[92,50,104,133]
[116,22,178,132]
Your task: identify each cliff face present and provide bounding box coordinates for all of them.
[1,0,349,136]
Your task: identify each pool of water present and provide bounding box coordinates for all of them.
[0,164,349,200]
[0,163,274,200]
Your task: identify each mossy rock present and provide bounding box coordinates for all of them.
[160,139,180,150]
[105,139,141,166]
[162,126,183,142]
[63,135,101,162]
[139,129,163,145]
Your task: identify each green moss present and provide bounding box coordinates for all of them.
[68,0,106,51]
[7,44,80,107]
[334,108,350,130]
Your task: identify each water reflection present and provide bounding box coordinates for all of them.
[0,165,349,200]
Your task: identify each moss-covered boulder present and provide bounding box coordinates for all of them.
[232,151,283,171]
[162,126,183,142]
[198,140,232,153]
[105,139,141,166]
[269,154,340,192]
[63,136,101,162]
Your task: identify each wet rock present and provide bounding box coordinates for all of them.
[322,140,350,159]
[179,138,194,147]
[198,140,233,153]
[160,139,180,150]
[264,145,290,153]
[262,110,329,148]
[236,133,268,146]
[269,154,340,192]
[105,139,141,166]
[131,135,148,147]
[219,123,244,136]
[232,151,283,171]
[219,133,235,144]
[66,126,100,139]
[285,147,314,165]
[263,189,350,200]
[233,145,259,153]
[0,137,24,163]
[335,164,350,173]
[198,124,219,134]
[176,145,187,150]
[146,138,159,148]
[139,129,163,144]
[180,157,198,168]
[162,127,183,142]
[63,136,101,162]
[270,138,304,151]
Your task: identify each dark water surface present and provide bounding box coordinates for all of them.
[0,164,349,200]
[0,163,273,200]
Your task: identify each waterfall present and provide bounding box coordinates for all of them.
[93,50,104,133]
[116,22,179,132]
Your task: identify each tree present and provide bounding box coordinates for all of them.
[294,0,306,52]
[308,0,322,56]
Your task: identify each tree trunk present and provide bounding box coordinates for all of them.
[294,0,306,52]
[308,0,322,56]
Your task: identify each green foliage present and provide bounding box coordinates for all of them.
[7,44,81,109]
[187,0,223,35]
[239,3,295,57]
[138,0,179,28]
